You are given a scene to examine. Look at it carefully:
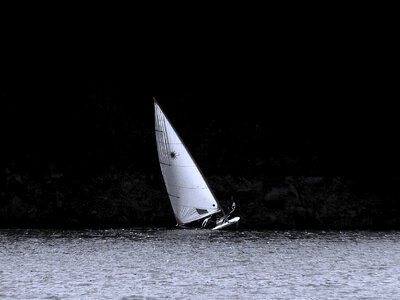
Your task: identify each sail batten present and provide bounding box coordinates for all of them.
[154,100,222,225]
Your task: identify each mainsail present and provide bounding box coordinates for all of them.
[154,99,222,225]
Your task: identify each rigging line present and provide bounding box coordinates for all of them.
[162,114,172,159]
[160,162,171,166]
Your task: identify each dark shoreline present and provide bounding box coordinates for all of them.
[2,174,399,230]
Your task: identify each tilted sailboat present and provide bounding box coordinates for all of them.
[154,98,240,230]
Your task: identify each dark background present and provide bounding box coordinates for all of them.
[1,11,398,229]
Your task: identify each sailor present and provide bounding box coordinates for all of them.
[218,201,236,225]
[202,216,212,228]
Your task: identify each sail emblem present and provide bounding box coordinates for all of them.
[170,151,179,159]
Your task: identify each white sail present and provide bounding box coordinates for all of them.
[154,100,222,225]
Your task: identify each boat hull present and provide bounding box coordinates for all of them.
[211,216,240,230]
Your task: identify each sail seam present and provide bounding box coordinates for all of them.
[168,165,196,168]
[166,183,208,190]
[170,201,221,212]
[168,193,180,198]
[178,210,221,225]
[169,198,220,210]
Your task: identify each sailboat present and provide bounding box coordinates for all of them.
[154,98,240,230]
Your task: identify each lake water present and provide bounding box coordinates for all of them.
[0,229,399,299]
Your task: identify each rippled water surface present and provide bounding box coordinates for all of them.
[0,229,399,299]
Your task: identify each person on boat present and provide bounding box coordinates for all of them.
[217,201,236,224]
[201,216,212,228]
[202,213,223,228]
[202,200,236,228]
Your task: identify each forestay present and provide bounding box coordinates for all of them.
[154,100,222,225]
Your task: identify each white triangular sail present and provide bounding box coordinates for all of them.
[154,100,222,225]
